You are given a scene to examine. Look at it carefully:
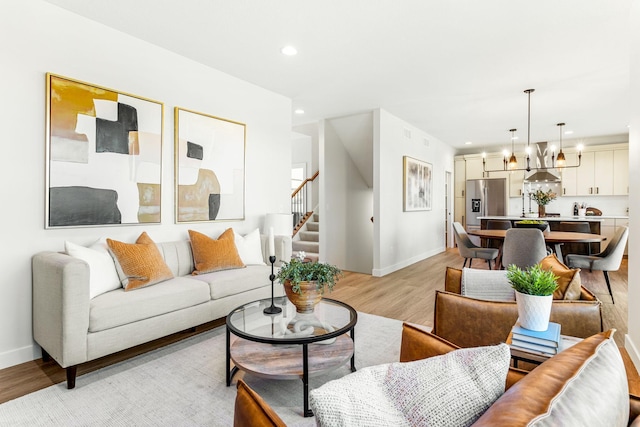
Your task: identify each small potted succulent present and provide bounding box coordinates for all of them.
[276,252,343,313]
[506,264,558,331]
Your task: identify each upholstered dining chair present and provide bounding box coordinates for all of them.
[501,228,548,269]
[486,220,512,267]
[452,222,499,270]
[565,226,628,304]
[559,221,592,256]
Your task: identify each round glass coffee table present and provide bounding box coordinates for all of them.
[226,297,357,417]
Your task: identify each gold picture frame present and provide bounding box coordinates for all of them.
[174,107,246,222]
[45,73,164,228]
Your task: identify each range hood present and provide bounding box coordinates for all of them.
[524,142,561,183]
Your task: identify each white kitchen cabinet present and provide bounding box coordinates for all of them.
[575,150,614,196]
[465,157,484,180]
[599,219,616,252]
[509,170,525,197]
[482,156,510,181]
[454,159,466,197]
[613,149,629,195]
[454,197,465,226]
[560,152,578,196]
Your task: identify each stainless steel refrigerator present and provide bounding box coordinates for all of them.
[465,178,507,230]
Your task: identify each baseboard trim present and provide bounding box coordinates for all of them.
[625,334,640,373]
[0,343,38,370]
[372,247,444,277]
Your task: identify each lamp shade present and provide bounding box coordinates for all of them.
[263,213,293,236]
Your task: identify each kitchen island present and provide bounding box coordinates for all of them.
[477,215,629,255]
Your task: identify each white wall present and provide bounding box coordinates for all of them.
[626,1,640,370]
[0,1,292,369]
[374,109,455,276]
[320,120,374,273]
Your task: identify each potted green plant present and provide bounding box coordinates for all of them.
[506,264,559,331]
[276,252,343,313]
[530,188,557,217]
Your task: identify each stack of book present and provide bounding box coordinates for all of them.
[509,322,561,357]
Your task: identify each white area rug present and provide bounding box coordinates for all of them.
[0,312,403,426]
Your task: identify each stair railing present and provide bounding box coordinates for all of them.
[291,171,318,236]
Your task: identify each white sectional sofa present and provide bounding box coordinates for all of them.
[32,232,291,389]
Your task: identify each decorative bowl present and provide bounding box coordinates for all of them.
[514,220,549,232]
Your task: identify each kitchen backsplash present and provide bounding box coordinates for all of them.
[508,195,628,217]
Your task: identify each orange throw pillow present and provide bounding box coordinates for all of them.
[107,232,174,291]
[539,254,582,300]
[189,228,245,275]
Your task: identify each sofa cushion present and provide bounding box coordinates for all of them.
[194,265,271,300]
[461,268,515,301]
[310,343,511,427]
[234,228,266,265]
[189,228,245,275]
[107,232,174,291]
[89,276,210,332]
[473,330,628,427]
[65,239,121,299]
[539,254,582,300]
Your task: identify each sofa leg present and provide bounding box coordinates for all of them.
[41,348,51,363]
[66,366,77,389]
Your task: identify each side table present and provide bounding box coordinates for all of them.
[507,333,582,368]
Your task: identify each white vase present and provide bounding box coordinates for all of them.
[515,291,553,331]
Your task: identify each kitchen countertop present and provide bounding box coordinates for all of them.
[478,215,629,221]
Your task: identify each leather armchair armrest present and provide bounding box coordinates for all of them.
[444,267,462,294]
[400,323,458,362]
[629,394,640,426]
[234,379,286,427]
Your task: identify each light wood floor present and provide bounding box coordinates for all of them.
[0,248,635,404]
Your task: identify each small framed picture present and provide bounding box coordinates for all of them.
[403,156,432,211]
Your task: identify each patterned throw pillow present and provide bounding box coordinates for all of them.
[106,232,174,291]
[310,343,511,427]
[189,228,245,275]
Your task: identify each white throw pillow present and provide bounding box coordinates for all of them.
[310,343,511,427]
[65,239,121,299]
[234,228,266,265]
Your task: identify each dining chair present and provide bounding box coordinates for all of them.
[559,221,592,256]
[452,222,499,270]
[501,228,548,269]
[486,220,512,268]
[565,226,628,304]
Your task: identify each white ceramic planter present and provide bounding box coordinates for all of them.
[515,291,553,331]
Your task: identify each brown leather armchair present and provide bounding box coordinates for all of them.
[439,267,603,348]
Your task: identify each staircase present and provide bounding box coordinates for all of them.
[293,213,319,262]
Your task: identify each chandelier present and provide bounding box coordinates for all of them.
[483,89,582,173]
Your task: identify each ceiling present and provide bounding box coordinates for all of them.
[45,0,632,153]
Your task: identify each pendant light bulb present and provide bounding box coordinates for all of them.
[508,128,518,169]
[556,122,566,168]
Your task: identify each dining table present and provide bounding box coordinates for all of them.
[467,229,607,265]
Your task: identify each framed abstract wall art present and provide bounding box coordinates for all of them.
[174,107,246,222]
[45,73,164,228]
[403,156,432,211]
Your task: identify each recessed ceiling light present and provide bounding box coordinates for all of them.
[511,136,519,140]
[564,130,574,135]
[294,109,305,115]
[465,141,473,145]
[281,45,297,56]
